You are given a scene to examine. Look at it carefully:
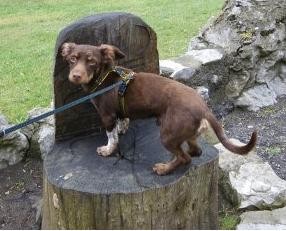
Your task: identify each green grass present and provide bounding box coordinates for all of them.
[219,212,240,230]
[0,0,224,123]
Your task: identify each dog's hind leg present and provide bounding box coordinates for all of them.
[185,119,208,157]
[153,145,191,175]
[152,155,184,175]
[153,133,191,175]
[187,138,202,157]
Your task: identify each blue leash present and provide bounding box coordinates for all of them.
[0,81,122,138]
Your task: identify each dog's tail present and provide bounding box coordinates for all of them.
[205,112,257,154]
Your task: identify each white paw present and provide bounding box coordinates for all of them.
[97,145,113,157]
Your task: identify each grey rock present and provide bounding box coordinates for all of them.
[21,107,55,160]
[160,49,224,81]
[159,59,188,77]
[188,37,209,50]
[187,15,218,50]
[160,51,231,115]
[186,0,286,111]
[235,84,277,111]
[0,114,29,169]
[196,86,209,102]
[186,49,224,65]
[160,0,286,113]
[216,139,286,210]
[172,68,197,82]
[237,206,286,230]
[173,54,204,68]
[268,77,286,97]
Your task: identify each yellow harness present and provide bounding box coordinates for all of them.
[91,66,135,117]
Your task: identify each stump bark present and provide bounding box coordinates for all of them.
[42,119,219,229]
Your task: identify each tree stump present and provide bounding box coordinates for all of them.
[44,12,219,230]
[42,119,219,229]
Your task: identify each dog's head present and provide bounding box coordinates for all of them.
[61,43,125,85]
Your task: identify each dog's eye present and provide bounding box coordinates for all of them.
[69,56,77,64]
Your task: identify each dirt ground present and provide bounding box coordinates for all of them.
[0,97,285,230]
[0,159,42,230]
[223,96,286,180]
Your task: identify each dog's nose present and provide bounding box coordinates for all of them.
[73,74,81,80]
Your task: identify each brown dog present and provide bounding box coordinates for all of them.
[61,43,257,175]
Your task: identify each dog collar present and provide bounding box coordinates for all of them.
[90,69,114,92]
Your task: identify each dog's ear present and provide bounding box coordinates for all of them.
[61,43,76,59]
[100,44,125,64]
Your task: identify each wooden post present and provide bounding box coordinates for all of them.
[42,119,218,229]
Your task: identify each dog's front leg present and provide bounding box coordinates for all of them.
[97,116,119,157]
[97,126,118,156]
